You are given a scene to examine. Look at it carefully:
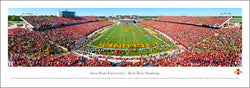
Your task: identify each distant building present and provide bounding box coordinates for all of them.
[123,15,130,19]
[131,15,137,19]
[117,15,123,19]
[116,15,139,24]
[57,10,75,17]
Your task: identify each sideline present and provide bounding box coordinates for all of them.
[73,48,183,63]
[87,25,114,38]
[88,25,114,44]
[143,27,170,47]
[146,27,189,49]
[72,25,186,63]
[86,25,174,50]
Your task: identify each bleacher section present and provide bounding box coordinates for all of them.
[139,21,219,49]
[8,16,241,67]
[21,16,100,30]
[154,16,231,28]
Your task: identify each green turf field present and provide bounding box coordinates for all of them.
[8,21,23,24]
[84,25,176,56]
[230,18,242,23]
[90,25,167,49]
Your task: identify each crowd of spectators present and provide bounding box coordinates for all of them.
[8,21,113,56]
[8,21,114,67]
[8,28,65,57]
[45,21,114,51]
[8,16,241,67]
[139,21,218,48]
[176,28,242,67]
[22,16,99,29]
[154,16,231,26]
[79,44,176,57]
[13,48,239,67]
[192,28,242,52]
[9,46,241,67]
[174,50,241,67]
[9,51,181,67]
[140,20,242,67]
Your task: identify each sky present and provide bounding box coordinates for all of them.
[8,8,242,16]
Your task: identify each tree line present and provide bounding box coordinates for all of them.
[8,15,22,21]
[8,15,57,21]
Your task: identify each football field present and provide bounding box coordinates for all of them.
[90,25,168,49]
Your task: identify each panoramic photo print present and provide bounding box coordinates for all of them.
[8,8,242,67]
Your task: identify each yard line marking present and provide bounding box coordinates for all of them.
[143,27,170,47]
[119,26,123,44]
[145,28,158,34]
[88,25,113,44]
[123,34,125,44]
[131,27,138,44]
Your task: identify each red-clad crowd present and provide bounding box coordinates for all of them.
[193,28,242,52]
[8,16,242,67]
[8,28,65,57]
[9,51,181,67]
[140,21,218,48]
[22,16,99,29]
[174,50,241,67]
[154,16,231,26]
[44,21,114,50]
[139,20,241,67]
[8,21,114,65]
[9,47,241,67]
[176,28,242,67]
[9,52,114,67]
[12,49,223,67]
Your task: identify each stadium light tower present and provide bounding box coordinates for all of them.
[220,12,231,16]
[22,13,33,16]
[220,12,224,16]
[227,12,232,16]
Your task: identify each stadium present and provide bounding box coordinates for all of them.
[8,9,242,67]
